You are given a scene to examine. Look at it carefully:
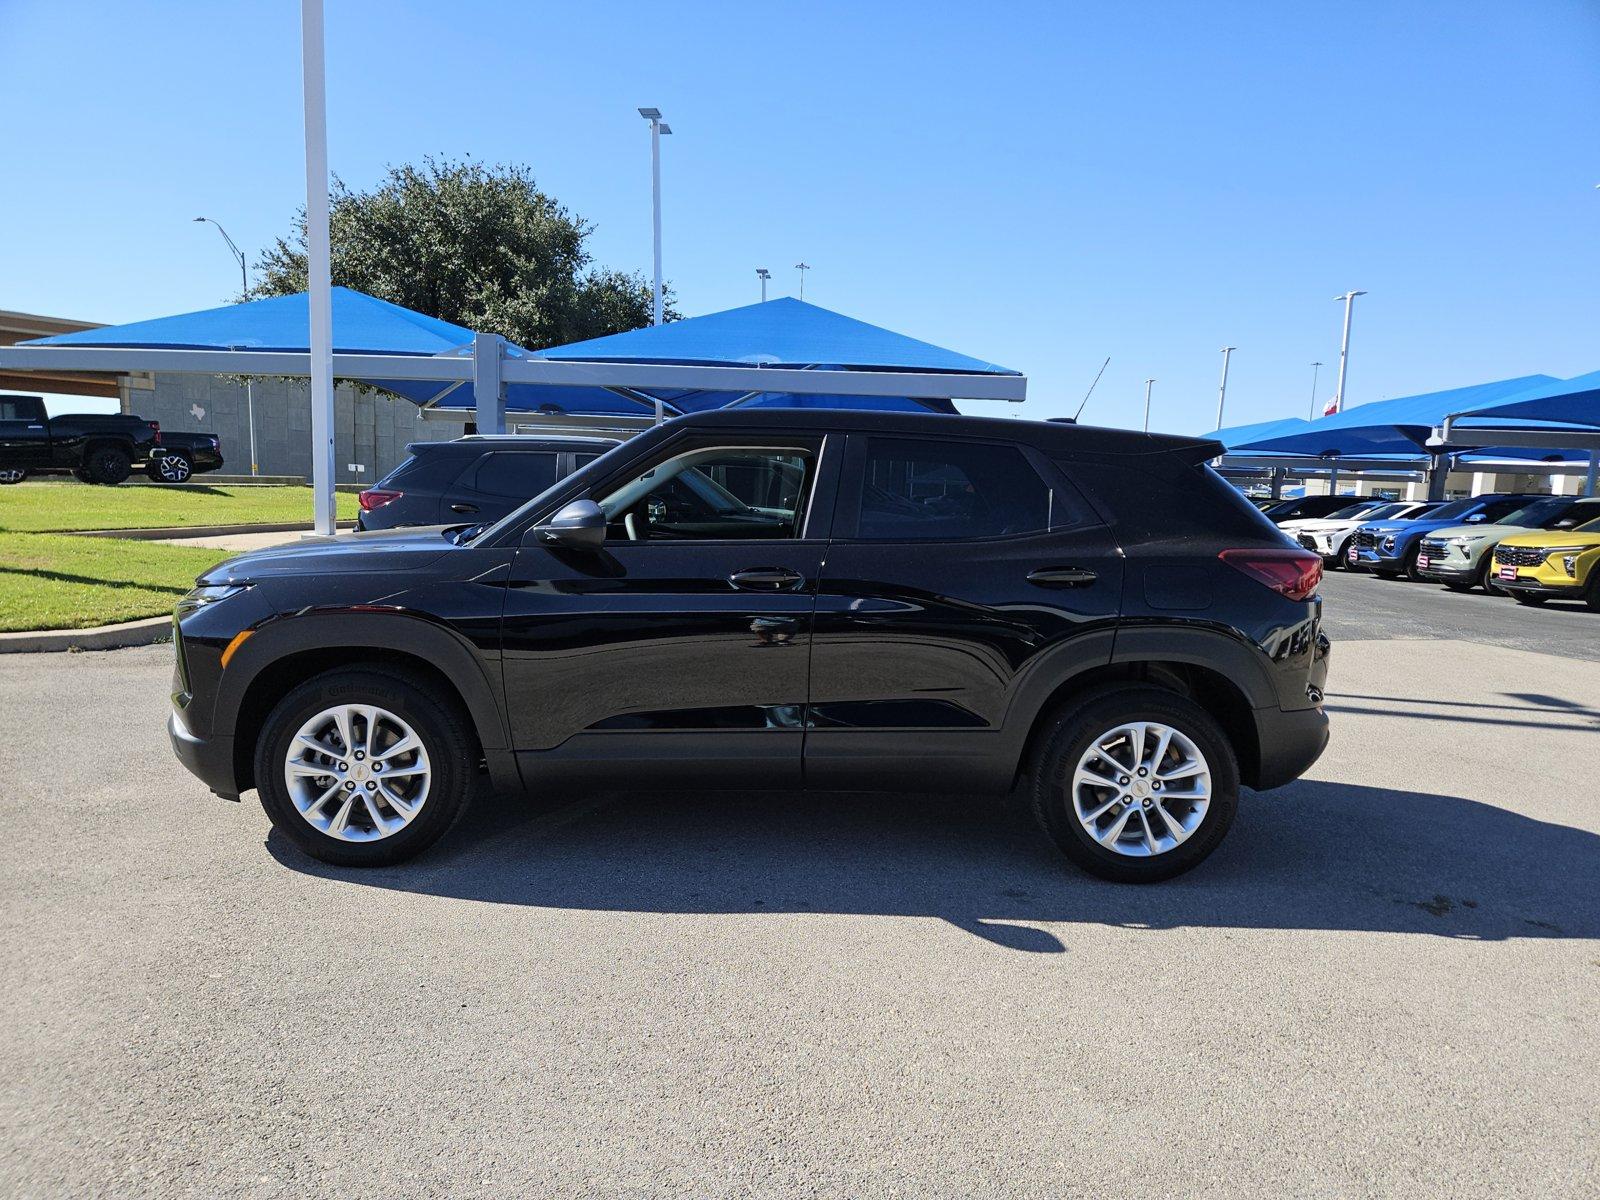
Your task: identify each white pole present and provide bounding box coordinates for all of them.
[795,262,810,300]
[650,119,663,326]
[1331,291,1365,415]
[301,0,336,535]
[245,378,259,476]
[1214,346,1235,430]
[1142,378,1154,432]
[1307,361,1322,421]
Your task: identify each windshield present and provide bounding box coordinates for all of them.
[461,437,633,545]
[1327,502,1380,520]
[1426,498,1478,521]
[1365,502,1410,520]
[1577,515,1600,534]
[1497,496,1572,528]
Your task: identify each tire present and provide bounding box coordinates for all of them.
[1402,547,1424,582]
[0,468,26,484]
[1586,574,1600,613]
[1333,536,1354,569]
[147,450,193,483]
[85,445,131,485]
[72,468,93,484]
[1030,686,1240,883]
[253,667,476,867]
[1511,592,1547,607]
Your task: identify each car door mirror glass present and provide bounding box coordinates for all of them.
[528,499,606,550]
[1464,513,1485,523]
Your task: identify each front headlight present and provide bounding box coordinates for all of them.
[1447,535,1487,547]
[1563,554,1579,576]
[183,584,250,606]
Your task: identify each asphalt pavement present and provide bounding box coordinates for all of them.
[0,578,1595,1198]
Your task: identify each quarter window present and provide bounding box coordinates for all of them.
[853,437,1055,540]
[468,451,559,499]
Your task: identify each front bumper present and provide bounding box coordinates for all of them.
[170,708,240,800]
[1492,574,1583,599]
[1347,544,1407,572]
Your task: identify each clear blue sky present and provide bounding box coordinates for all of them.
[3,0,1597,431]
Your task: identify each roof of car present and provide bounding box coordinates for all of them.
[670,408,1222,458]
[406,434,619,454]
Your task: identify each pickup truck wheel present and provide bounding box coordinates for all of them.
[0,468,25,484]
[148,451,193,483]
[72,468,93,484]
[254,668,475,867]
[1031,687,1239,883]
[86,445,131,485]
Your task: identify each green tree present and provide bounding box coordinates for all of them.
[254,157,674,348]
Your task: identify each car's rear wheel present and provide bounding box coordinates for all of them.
[85,445,131,485]
[254,668,475,867]
[0,468,26,484]
[1031,687,1239,883]
[148,450,193,483]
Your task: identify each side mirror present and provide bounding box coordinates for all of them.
[1464,513,1486,523]
[529,499,606,551]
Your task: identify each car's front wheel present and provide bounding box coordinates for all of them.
[254,668,476,867]
[1031,687,1240,883]
[0,468,26,484]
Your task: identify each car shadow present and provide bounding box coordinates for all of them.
[268,778,1600,953]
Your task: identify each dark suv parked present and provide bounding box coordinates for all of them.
[356,435,617,530]
[169,410,1330,882]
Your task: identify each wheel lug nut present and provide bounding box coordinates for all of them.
[371,762,382,772]
[354,751,365,761]
[1142,799,1152,808]
[1152,781,1162,791]
[338,762,348,772]
[1119,776,1130,786]
[1137,768,1147,777]
[344,781,355,790]
[365,781,376,791]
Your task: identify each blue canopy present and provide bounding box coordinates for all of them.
[383,297,1016,418]
[1213,416,1314,451]
[26,287,475,355]
[1230,375,1560,457]
[1443,369,1600,428]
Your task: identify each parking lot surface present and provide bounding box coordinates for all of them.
[1,572,1596,1198]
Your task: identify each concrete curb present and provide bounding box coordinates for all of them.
[0,616,172,654]
[70,521,356,540]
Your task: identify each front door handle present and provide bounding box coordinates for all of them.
[730,567,804,591]
[450,502,479,514]
[1028,566,1098,588]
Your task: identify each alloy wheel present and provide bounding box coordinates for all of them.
[157,454,192,483]
[283,704,432,842]
[1070,721,1212,857]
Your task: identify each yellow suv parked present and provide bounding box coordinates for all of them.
[1491,515,1600,609]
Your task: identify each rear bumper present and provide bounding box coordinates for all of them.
[1250,703,1329,791]
[169,708,240,800]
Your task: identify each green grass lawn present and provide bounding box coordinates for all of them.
[0,532,234,633]
[0,480,357,533]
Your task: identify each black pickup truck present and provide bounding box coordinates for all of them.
[0,394,221,484]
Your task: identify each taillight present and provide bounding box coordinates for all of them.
[149,421,162,444]
[1219,548,1322,602]
[358,488,402,512]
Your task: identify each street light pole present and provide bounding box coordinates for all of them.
[1215,346,1236,430]
[1331,290,1366,415]
[638,108,671,325]
[1308,361,1323,421]
[193,216,259,477]
[1143,378,1155,432]
[756,268,770,302]
[794,262,810,300]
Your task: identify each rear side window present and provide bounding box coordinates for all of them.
[852,437,1054,540]
[372,455,416,488]
[467,451,559,499]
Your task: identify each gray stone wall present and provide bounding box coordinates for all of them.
[121,374,464,483]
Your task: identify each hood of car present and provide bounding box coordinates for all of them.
[1496,527,1600,550]
[197,525,462,584]
[1428,522,1530,542]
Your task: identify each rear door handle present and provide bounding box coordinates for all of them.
[450,502,479,514]
[1027,566,1098,588]
[730,567,805,591]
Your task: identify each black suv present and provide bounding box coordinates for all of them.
[169,410,1330,882]
[356,435,617,530]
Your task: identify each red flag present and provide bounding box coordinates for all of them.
[1322,396,1339,416]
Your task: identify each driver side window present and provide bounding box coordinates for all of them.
[597,445,815,542]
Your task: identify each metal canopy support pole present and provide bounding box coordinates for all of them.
[301,0,337,536]
[1426,454,1449,501]
[1328,465,1339,494]
[1587,449,1599,497]
[1331,290,1365,415]
[1270,467,1285,500]
[245,377,259,476]
[1214,348,1234,430]
[472,333,505,434]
